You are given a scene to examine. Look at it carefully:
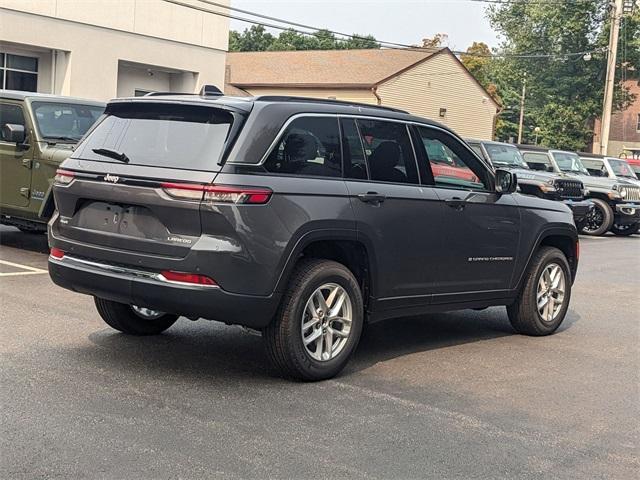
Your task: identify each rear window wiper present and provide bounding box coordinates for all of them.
[92,148,130,163]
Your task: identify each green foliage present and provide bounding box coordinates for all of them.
[479,0,639,150]
[229,26,380,52]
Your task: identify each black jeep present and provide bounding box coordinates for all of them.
[48,92,579,380]
[466,139,592,229]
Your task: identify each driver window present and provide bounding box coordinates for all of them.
[265,116,342,178]
[0,103,26,143]
[416,126,489,191]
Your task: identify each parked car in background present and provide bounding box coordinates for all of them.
[579,153,640,186]
[423,137,479,183]
[467,139,592,230]
[620,148,640,178]
[0,91,105,232]
[48,93,579,381]
[518,145,640,236]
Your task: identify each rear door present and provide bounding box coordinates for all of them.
[414,126,520,301]
[53,101,238,258]
[342,117,442,308]
[0,101,32,207]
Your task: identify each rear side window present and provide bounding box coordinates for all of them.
[341,118,368,180]
[356,119,418,184]
[264,116,341,177]
[73,103,234,171]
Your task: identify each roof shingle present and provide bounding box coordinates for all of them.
[226,48,442,88]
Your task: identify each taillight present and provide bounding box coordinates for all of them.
[160,270,218,286]
[50,247,65,259]
[161,183,272,205]
[54,169,75,185]
[203,185,272,204]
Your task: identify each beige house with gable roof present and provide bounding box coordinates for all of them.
[225,48,500,139]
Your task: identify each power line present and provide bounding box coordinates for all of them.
[163,0,607,59]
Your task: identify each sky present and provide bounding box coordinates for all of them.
[230,0,501,51]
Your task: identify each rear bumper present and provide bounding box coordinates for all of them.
[563,199,593,223]
[614,203,640,224]
[48,255,280,329]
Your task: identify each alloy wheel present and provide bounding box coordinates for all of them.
[536,263,566,323]
[582,206,605,233]
[301,283,353,361]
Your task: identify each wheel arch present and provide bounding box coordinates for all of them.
[515,226,579,290]
[273,230,377,313]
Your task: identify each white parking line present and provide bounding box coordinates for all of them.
[0,259,48,276]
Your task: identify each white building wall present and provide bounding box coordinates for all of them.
[0,0,229,101]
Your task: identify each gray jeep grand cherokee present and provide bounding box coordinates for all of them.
[48,92,579,380]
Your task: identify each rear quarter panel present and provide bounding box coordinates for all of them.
[205,169,355,296]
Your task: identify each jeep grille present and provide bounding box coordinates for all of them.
[620,185,640,202]
[555,180,583,200]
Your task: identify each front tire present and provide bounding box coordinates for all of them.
[610,222,639,236]
[507,247,571,336]
[580,198,613,236]
[94,297,178,335]
[264,259,364,381]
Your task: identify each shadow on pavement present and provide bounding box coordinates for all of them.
[74,307,579,382]
[0,226,49,254]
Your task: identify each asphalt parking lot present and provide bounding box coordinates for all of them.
[1,225,638,479]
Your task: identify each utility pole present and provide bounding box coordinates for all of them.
[517,73,527,144]
[599,0,624,155]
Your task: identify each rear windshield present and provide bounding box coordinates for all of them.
[73,103,233,171]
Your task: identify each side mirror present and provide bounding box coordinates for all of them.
[546,165,555,173]
[495,168,518,194]
[2,123,26,144]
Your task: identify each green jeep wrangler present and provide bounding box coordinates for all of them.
[1,91,104,232]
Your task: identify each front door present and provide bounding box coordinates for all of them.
[0,102,32,208]
[341,118,443,307]
[414,126,520,301]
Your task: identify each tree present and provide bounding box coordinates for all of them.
[484,0,640,150]
[229,27,380,52]
[461,42,500,103]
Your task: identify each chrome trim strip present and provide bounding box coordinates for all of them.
[51,254,219,288]
[227,112,494,173]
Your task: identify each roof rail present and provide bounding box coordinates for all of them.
[253,95,409,114]
[141,85,223,98]
[143,91,197,97]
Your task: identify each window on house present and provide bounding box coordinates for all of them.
[0,53,38,92]
[636,113,640,132]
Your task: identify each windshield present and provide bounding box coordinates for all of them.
[484,143,528,168]
[73,103,234,171]
[552,152,589,174]
[32,101,104,142]
[608,159,637,179]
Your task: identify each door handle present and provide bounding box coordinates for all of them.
[357,192,386,204]
[444,197,466,210]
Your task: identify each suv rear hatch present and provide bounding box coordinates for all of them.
[52,100,245,258]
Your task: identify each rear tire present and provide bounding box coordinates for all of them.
[94,297,178,335]
[264,258,364,381]
[580,198,613,236]
[610,222,639,236]
[507,247,571,336]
